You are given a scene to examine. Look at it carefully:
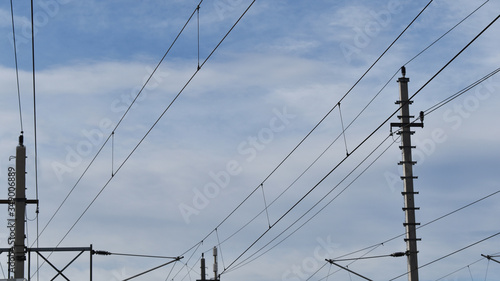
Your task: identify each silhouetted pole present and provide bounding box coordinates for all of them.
[14,135,26,279]
[391,67,422,281]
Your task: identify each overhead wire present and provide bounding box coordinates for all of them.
[302,188,500,281]
[226,134,396,273]
[403,0,490,68]
[9,0,23,133]
[217,3,495,249]
[315,244,384,281]
[389,232,500,281]
[217,13,499,275]
[30,0,41,280]
[407,14,499,103]
[32,0,206,246]
[172,1,492,276]
[336,188,500,267]
[179,9,496,280]
[434,256,485,281]
[143,4,486,276]
[27,0,496,278]
[423,67,500,116]
[182,0,435,261]
[43,0,258,263]
[28,1,208,277]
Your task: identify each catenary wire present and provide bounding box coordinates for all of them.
[305,190,500,281]
[25,1,490,276]
[315,245,384,281]
[175,2,490,275]
[226,134,395,273]
[177,12,498,276]
[423,67,500,116]
[219,15,499,274]
[9,0,23,133]
[404,0,490,68]
[214,5,495,249]
[435,257,485,281]
[188,0,435,255]
[41,0,258,265]
[342,188,500,266]
[179,3,463,272]
[31,0,205,247]
[408,14,499,103]
[380,0,490,110]
[29,0,41,280]
[389,232,500,281]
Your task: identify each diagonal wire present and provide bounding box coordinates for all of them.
[424,67,500,116]
[10,0,23,133]
[200,0,435,247]
[32,0,205,247]
[221,14,499,273]
[389,232,500,281]
[46,0,258,261]
[227,134,395,272]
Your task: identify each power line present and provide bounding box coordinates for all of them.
[186,0,434,257]
[93,250,180,259]
[9,0,23,133]
[174,2,493,276]
[221,5,499,252]
[226,134,396,273]
[389,232,500,281]
[408,14,499,102]
[403,0,490,68]
[315,245,384,281]
[219,14,499,273]
[298,188,500,281]
[30,0,41,279]
[434,256,486,281]
[32,0,206,246]
[423,67,500,116]
[46,0,258,258]
[193,18,497,281]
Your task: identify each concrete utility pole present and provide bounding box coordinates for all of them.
[213,247,219,281]
[390,67,423,281]
[14,135,27,279]
[199,253,206,281]
[197,247,219,281]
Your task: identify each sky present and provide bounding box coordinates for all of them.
[0,0,499,280]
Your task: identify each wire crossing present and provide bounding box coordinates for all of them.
[186,0,435,259]
[216,14,500,275]
[10,1,495,279]
[37,0,259,261]
[32,0,207,246]
[389,232,500,281]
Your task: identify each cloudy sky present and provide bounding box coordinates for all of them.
[0,0,499,280]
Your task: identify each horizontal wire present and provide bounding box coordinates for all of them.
[389,232,500,281]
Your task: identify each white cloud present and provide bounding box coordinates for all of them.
[0,1,499,280]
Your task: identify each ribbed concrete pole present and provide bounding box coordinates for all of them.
[14,135,26,279]
[395,69,421,281]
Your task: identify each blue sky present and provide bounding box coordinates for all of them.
[0,0,499,280]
